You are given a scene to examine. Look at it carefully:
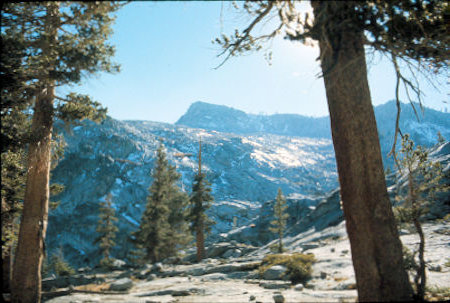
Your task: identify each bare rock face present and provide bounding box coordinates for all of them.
[41,274,105,291]
[46,101,449,269]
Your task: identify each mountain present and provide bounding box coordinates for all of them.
[177,100,450,166]
[176,101,331,138]
[48,118,337,267]
[47,101,449,268]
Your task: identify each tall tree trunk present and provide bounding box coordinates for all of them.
[196,221,205,262]
[3,249,12,293]
[278,231,283,253]
[311,2,413,301]
[11,87,54,303]
[11,3,58,302]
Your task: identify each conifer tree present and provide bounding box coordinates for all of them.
[188,139,215,262]
[1,16,32,291]
[215,1,447,300]
[269,188,289,253]
[165,177,191,257]
[95,193,119,268]
[394,134,449,300]
[133,143,190,262]
[2,3,123,302]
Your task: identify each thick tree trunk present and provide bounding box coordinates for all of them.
[311,2,413,301]
[196,222,205,262]
[11,87,54,303]
[11,3,58,302]
[3,249,12,293]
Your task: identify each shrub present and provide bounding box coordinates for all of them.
[269,242,286,253]
[48,249,75,277]
[259,253,316,284]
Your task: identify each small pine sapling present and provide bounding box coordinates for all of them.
[95,193,118,268]
[269,188,289,253]
[394,134,449,300]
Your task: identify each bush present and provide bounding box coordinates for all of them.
[269,243,286,253]
[48,250,75,277]
[259,253,316,284]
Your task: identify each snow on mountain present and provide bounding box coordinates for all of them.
[176,101,331,138]
[47,101,449,267]
[48,117,337,267]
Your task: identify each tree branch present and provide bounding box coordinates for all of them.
[215,1,276,69]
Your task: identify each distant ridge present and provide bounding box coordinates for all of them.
[176,100,450,143]
[176,101,331,138]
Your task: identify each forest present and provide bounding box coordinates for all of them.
[1,1,449,303]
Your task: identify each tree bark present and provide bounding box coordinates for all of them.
[311,2,413,301]
[11,3,58,302]
[11,86,54,303]
[196,221,205,262]
[413,218,426,300]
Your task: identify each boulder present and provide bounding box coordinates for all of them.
[429,264,442,272]
[186,266,208,276]
[108,278,133,291]
[111,259,127,269]
[223,248,242,258]
[42,274,105,291]
[300,242,320,251]
[152,262,163,272]
[334,281,357,290]
[262,265,287,280]
[206,242,233,258]
[147,273,157,281]
[136,268,151,279]
[200,273,228,281]
[259,281,291,289]
[273,293,285,303]
[294,283,304,291]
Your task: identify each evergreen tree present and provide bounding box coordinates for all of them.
[269,188,289,253]
[188,139,215,262]
[1,15,32,291]
[165,176,191,257]
[1,3,123,302]
[394,134,449,300]
[133,143,190,262]
[215,1,447,300]
[95,193,118,268]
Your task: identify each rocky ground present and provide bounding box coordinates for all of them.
[41,221,449,303]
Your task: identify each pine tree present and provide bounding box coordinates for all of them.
[95,193,118,268]
[394,134,449,300]
[269,188,289,253]
[2,3,123,302]
[1,15,32,291]
[165,175,191,257]
[188,139,215,262]
[133,143,190,263]
[215,1,447,300]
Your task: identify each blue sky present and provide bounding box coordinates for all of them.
[68,1,449,123]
